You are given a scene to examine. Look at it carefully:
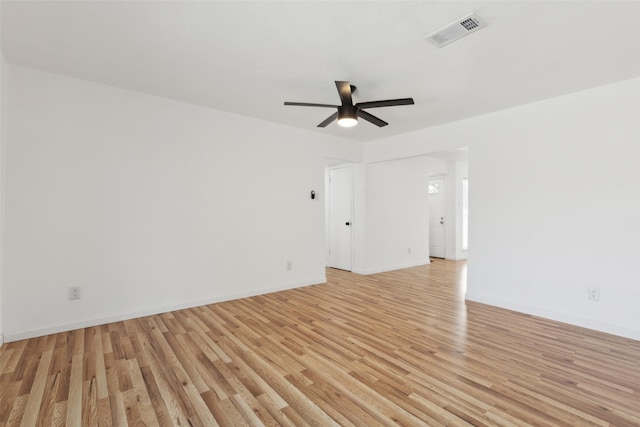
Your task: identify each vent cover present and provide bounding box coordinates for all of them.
[424,13,487,48]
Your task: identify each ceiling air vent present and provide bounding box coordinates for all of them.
[424,13,487,48]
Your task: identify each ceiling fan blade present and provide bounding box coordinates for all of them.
[358,110,388,127]
[317,111,339,127]
[335,81,353,106]
[355,98,415,109]
[284,102,338,108]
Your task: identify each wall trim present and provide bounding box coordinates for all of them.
[4,276,327,343]
[353,260,430,276]
[465,293,640,342]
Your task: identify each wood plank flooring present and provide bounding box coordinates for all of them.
[1,260,639,426]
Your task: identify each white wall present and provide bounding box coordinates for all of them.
[347,155,462,275]
[353,156,433,274]
[467,78,640,340]
[363,77,640,340]
[3,65,361,341]
[326,156,448,275]
[4,63,639,342]
[0,52,5,346]
[445,161,468,261]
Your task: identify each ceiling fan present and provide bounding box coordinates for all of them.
[284,81,414,128]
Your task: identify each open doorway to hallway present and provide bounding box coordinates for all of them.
[427,147,468,261]
[429,177,446,258]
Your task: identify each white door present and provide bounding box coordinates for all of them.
[429,178,446,258]
[328,167,352,270]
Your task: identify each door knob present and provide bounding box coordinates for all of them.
[345,222,351,226]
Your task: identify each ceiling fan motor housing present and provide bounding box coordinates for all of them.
[338,105,358,120]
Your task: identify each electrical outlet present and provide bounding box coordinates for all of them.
[286,261,292,271]
[588,287,600,301]
[69,286,81,300]
[408,247,412,254]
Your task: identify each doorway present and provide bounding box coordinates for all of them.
[429,177,446,258]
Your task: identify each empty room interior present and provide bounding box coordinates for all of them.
[0,1,639,426]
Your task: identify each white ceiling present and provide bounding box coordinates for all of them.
[2,1,639,143]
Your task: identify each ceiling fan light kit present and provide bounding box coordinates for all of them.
[284,81,414,128]
[337,105,358,127]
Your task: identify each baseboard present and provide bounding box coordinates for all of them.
[4,276,327,343]
[352,260,430,276]
[465,293,640,341]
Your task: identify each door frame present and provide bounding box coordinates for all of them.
[429,175,447,259]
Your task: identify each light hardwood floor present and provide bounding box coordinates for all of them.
[1,260,639,426]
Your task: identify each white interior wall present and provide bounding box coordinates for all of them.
[0,52,5,346]
[445,161,468,261]
[353,156,436,275]
[324,168,330,266]
[350,163,366,273]
[466,79,640,339]
[3,65,361,341]
[364,77,640,340]
[328,155,452,275]
[3,62,639,342]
